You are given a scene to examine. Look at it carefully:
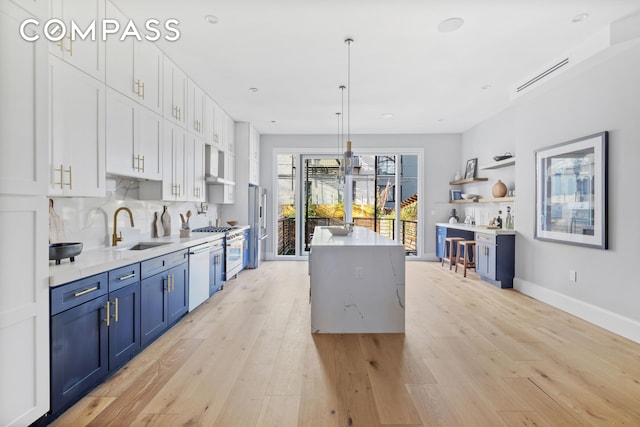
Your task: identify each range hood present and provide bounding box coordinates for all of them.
[205,145,234,185]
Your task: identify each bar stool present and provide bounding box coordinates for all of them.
[455,240,476,277]
[442,237,464,270]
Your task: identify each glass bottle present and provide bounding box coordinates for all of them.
[505,206,514,229]
[496,210,503,229]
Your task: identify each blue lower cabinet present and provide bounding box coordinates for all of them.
[168,263,189,324]
[51,293,109,414]
[141,261,188,347]
[108,282,141,371]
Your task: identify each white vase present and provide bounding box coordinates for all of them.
[454,170,462,180]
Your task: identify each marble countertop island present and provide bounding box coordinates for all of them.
[309,226,405,333]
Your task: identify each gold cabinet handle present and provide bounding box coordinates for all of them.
[74,286,98,297]
[112,297,119,322]
[55,164,64,189]
[164,276,169,292]
[118,273,136,281]
[104,300,111,326]
[66,166,72,189]
[136,80,145,99]
[66,35,73,55]
[177,107,182,121]
[140,155,144,172]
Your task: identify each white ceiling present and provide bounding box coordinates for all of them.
[111,0,640,135]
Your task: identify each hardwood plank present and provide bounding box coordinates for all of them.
[334,334,381,427]
[497,410,552,427]
[49,396,115,426]
[85,338,203,427]
[297,334,339,427]
[256,395,301,427]
[357,334,422,425]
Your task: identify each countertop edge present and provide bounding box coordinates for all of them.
[49,232,225,288]
[436,223,517,235]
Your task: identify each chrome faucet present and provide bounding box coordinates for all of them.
[112,207,135,246]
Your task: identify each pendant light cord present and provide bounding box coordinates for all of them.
[346,39,352,144]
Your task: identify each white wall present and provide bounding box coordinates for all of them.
[462,41,640,342]
[260,133,462,260]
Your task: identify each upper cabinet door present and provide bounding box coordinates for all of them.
[223,113,235,155]
[163,57,186,128]
[0,2,48,196]
[187,79,205,137]
[105,2,162,114]
[106,88,136,178]
[204,95,216,147]
[50,0,106,81]
[49,56,105,197]
[134,41,162,114]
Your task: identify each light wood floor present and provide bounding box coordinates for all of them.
[52,261,640,426]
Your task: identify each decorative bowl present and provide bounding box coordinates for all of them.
[227,220,238,226]
[49,242,83,265]
[327,226,351,236]
[493,153,513,162]
[461,193,479,200]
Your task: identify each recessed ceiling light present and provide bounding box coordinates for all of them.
[249,87,258,92]
[572,13,589,23]
[381,113,393,119]
[437,17,464,33]
[437,118,445,122]
[270,120,276,123]
[204,15,218,24]
[481,84,491,90]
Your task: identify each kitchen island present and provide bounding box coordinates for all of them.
[309,226,405,333]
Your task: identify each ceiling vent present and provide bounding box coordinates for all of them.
[510,27,612,100]
[515,58,569,93]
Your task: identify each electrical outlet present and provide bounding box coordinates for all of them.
[569,270,577,282]
[355,266,364,279]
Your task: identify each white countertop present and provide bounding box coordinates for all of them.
[49,232,225,287]
[436,223,516,235]
[311,226,403,247]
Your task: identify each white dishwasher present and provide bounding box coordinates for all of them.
[188,242,212,311]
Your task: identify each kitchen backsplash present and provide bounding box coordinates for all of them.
[51,178,220,250]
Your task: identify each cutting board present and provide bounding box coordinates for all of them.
[49,199,65,243]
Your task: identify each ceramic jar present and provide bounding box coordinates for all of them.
[492,179,508,198]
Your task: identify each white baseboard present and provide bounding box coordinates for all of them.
[514,278,640,344]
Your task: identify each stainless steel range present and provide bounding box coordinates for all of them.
[192,226,245,279]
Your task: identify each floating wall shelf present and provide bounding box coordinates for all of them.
[449,178,488,185]
[449,196,516,204]
[480,157,516,170]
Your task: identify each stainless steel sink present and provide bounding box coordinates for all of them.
[115,241,172,251]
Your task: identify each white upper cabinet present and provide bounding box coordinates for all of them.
[163,56,186,128]
[106,89,162,180]
[105,2,162,114]
[9,0,48,18]
[187,79,205,137]
[222,112,235,155]
[50,0,106,81]
[203,95,219,148]
[249,125,260,185]
[212,101,224,150]
[186,134,205,202]
[161,122,186,201]
[49,56,105,197]
[0,2,48,196]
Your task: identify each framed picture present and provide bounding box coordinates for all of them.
[535,131,608,249]
[464,158,477,179]
[450,190,462,201]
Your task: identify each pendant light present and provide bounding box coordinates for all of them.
[343,38,354,224]
[337,85,346,184]
[344,38,354,177]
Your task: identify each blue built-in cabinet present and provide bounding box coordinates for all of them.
[435,225,474,261]
[50,249,190,417]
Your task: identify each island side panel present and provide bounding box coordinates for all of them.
[310,244,405,333]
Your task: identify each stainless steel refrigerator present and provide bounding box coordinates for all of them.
[248,185,267,268]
